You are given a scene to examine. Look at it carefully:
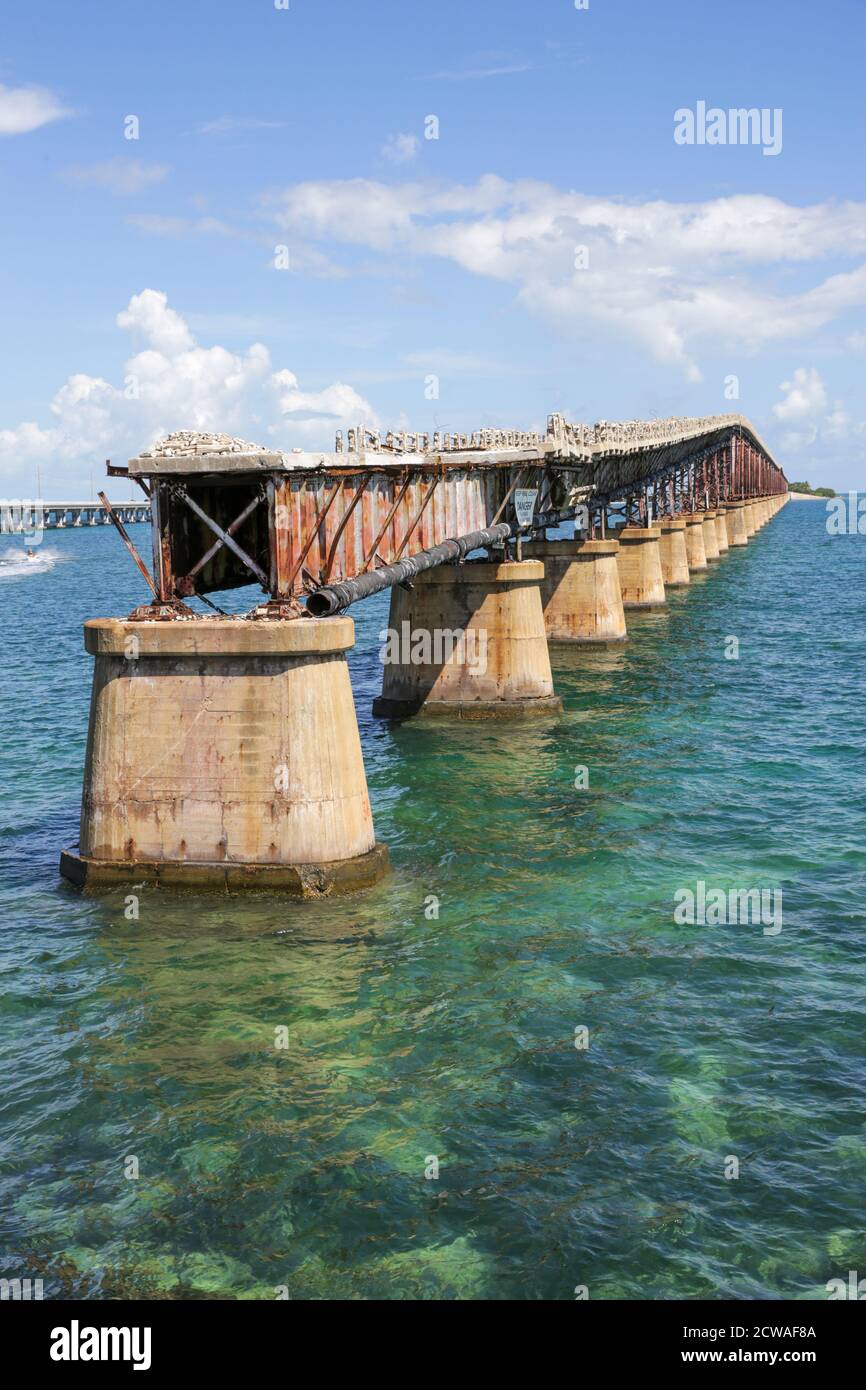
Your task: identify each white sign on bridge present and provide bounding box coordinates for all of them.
[514,488,538,527]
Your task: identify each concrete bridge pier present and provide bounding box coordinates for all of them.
[724,502,749,547]
[523,538,627,643]
[373,559,562,718]
[658,518,690,587]
[702,510,721,562]
[683,514,709,571]
[743,502,759,538]
[60,617,388,894]
[615,525,666,609]
[714,510,730,554]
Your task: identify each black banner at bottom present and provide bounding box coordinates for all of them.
[5,1296,861,1374]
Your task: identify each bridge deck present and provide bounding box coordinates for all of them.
[123,413,786,609]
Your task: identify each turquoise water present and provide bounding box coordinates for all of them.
[1,502,865,1300]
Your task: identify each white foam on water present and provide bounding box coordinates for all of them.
[0,546,62,578]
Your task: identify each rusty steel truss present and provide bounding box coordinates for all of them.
[106,412,787,617]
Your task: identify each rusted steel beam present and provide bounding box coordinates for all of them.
[98,492,159,599]
[359,470,414,573]
[323,476,369,582]
[393,475,441,561]
[285,478,345,592]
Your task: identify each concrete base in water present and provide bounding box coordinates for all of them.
[373,559,562,719]
[522,538,627,643]
[616,526,666,608]
[702,510,721,562]
[60,616,388,893]
[658,519,690,587]
[682,514,708,571]
[60,844,389,896]
[724,502,749,547]
[714,511,730,553]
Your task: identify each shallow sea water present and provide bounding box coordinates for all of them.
[1,501,864,1299]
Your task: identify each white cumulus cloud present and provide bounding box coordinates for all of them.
[771,366,864,453]
[0,81,72,135]
[772,367,828,423]
[264,176,866,378]
[272,369,376,434]
[0,290,377,491]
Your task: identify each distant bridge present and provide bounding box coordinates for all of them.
[0,501,149,532]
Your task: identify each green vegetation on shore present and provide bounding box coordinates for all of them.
[789,480,837,497]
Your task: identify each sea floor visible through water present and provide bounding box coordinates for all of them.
[1,501,865,1300]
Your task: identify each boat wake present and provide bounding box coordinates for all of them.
[0,547,60,579]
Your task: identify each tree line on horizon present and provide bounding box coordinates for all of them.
[788,480,837,497]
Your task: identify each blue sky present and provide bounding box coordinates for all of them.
[1,0,865,495]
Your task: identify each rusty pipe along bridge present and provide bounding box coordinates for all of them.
[109,412,787,619]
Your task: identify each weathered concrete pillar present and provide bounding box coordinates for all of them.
[658,518,690,587]
[714,509,730,554]
[60,617,388,893]
[724,501,749,547]
[373,559,562,719]
[522,538,627,643]
[616,525,666,608]
[682,514,708,571]
[743,502,758,537]
[702,510,721,562]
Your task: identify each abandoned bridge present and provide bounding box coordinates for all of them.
[60,411,789,895]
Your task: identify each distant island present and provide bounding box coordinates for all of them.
[789,480,837,497]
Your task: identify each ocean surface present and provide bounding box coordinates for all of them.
[1,500,864,1301]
